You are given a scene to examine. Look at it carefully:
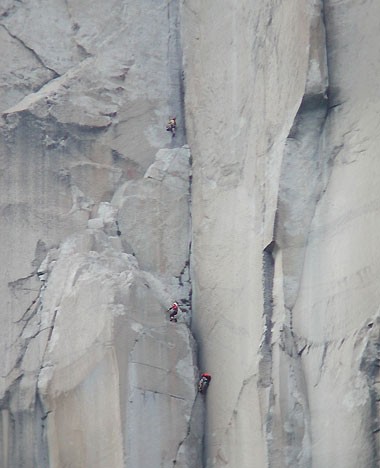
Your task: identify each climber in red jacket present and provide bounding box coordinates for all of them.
[166,301,179,322]
[198,373,212,393]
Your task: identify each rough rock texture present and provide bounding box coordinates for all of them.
[35,229,200,468]
[0,1,201,467]
[182,1,313,465]
[291,1,380,466]
[113,146,192,278]
[182,0,380,467]
[2,0,380,467]
[0,147,202,468]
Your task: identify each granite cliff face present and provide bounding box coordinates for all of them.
[183,0,380,467]
[0,1,201,467]
[1,0,380,467]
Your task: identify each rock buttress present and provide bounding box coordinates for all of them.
[0,1,201,466]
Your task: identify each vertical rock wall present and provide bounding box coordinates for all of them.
[182,0,312,465]
[0,1,202,467]
[292,1,380,466]
[2,0,380,466]
[182,0,380,467]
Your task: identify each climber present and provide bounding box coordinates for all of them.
[166,117,176,137]
[198,373,212,394]
[166,301,180,323]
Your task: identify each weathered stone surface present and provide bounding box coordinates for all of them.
[0,1,200,467]
[182,1,313,466]
[0,152,200,467]
[2,0,380,467]
[33,230,200,468]
[183,0,380,467]
[113,146,191,277]
[0,221,200,466]
[290,1,380,466]
[0,25,55,113]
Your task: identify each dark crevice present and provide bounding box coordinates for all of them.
[18,299,42,337]
[166,3,200,464]
[46,309,58,343]
[8,272,35,289]
[327,101,345,112]
[13,290,41,325]
[321,0,335,108]
[357,317,380,466]
[258,241,275,388]
[297,343,308,357]
[13,320,53,373]
[115,220,121,236]
[0,24,59,77]
[275,93,329,314]
[187,152,193,321]
[167,0,186,147]
[313,342,328,387]
[264,4,330,467]
[176,259,190,287]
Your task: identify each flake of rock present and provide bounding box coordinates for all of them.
[113,146,191,276]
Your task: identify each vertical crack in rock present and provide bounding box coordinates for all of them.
[0,372,47,467]
[275,0,330,313]
[313,342,328,388]
[259,241,275,389]
[277,326,312,468]
[275,92,329,313]
[258,241,276,464]
[18,298,43,340]
[264,2,330,466]
[34,391,50,467]
[173,392,204,468]
[178,151,193,325]
[45,308,58,345]
[0,0,201,465]
[187,153,193,317]
[320,0,335,109]
[167,0,186,146]
[356,317,380,467]
[0,24,59,77]
[0,375,23,445]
